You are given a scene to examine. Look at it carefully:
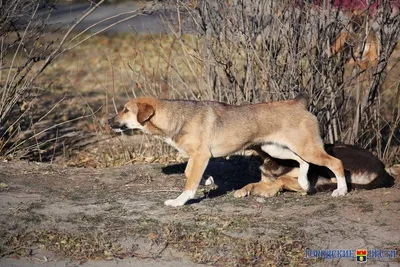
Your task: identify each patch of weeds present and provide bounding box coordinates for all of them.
[67,192,85,201]
[231,198,258,208]
[9,207,47,225]
[326,202,337,210]
[28,201,45,210]
[358,203,374,213]
[103,202,123,212]
[267,199,285,211]
[348,197,366,204]
[125,215,310,266]
[1,214,312,266]
[65,212,127,230]
[179,205,196,212]
[127,217,162,237]
[23,213,45,224]
[0,230,128,262]
[297,196,321,207]
[0,182,9,191]
[311,203,337,216]
[161,223,310,266]
[374,219,387,227]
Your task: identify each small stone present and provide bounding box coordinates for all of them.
[256,197,266,203]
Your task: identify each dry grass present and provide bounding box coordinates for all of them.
[1,30,399,167]
[1,32,201,166]
[0,230,128,261]
[1,1,399,167]
[1,159,399,265]
[37,33,200,97]
[0,220,311,266]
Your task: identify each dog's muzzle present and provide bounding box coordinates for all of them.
[108,118,115,127]
[108,118,128,131]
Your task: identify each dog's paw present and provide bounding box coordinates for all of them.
[234,189,249,198]
[200,176,214,186]
[204,176,214,186]
[164,190,195,207]
[164,198,185,207]
[298,178,310,192]
[331,188,347,197]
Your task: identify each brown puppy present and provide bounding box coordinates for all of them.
[234,144,395,198]
[109,95,347,206]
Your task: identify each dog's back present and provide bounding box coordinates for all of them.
[313,144,394,191]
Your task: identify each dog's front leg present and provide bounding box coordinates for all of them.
[164,153,210,207]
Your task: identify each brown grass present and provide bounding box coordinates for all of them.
[1,30,399,167]
[0,220,311,266]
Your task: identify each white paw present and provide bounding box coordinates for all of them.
[164,190,195,207]
[331,188,347,197]
[298,179,310,192]
[204,176,214,186]
[164,199,185,207]
[234,189,249,198]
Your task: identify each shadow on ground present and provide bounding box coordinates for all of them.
[0,158,399,266]
[162,156,262,203]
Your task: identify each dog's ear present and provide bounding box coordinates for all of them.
[137,102,155,125]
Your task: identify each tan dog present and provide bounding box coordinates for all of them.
[108,95,347,206]
[234,144,395,198]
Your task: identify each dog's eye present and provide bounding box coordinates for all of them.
[124,108,129,113]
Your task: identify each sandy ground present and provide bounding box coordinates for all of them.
[0,158,399,266]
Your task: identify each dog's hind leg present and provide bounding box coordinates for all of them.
[297,145,347,197]
[307,150,347,196]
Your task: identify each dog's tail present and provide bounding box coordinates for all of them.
[294,93,309,108]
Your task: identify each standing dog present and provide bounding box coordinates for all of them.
[109,95,347,206]
[234,144,395,198]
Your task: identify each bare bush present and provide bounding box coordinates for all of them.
[0,0,156,158]
[0,0,398,166]
[145,0,399,164]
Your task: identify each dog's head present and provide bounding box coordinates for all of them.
[108,99,155,132]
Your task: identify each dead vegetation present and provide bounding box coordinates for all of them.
[0,160,399,265]
[0,223,309,265]
[0,0,400,265]
[1,0,399,167]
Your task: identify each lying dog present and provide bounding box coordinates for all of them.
[234,144,395,198]
[109,95,348,206]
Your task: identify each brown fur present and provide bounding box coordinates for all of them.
[109,95,347,206]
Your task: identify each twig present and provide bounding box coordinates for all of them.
[141,189,182,193]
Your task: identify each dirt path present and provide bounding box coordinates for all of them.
[0,159,399,266]
[46,2,168,34]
